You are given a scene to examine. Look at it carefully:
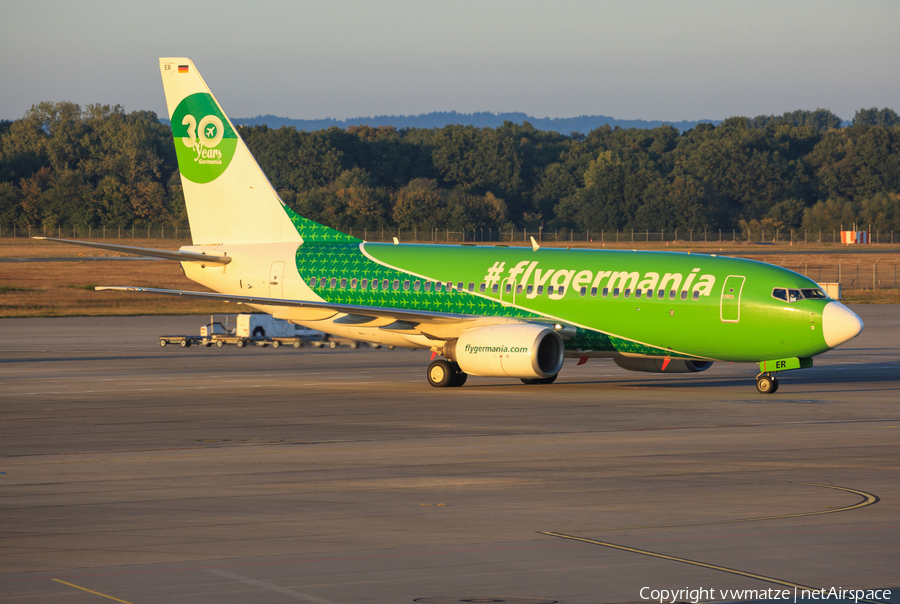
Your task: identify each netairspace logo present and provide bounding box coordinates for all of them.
[639,586,892,603]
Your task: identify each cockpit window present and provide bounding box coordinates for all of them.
[801,288,828,299]
[773,287,815,303]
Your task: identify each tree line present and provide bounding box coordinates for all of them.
[2,102,899,236]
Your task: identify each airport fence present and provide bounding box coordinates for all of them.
[3,224,899,246]
[5,224,898,290]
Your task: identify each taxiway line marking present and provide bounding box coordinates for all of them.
[51,578,135,604]
[206,569,337,603]
[569,480,879,531]
[538,532,888,604]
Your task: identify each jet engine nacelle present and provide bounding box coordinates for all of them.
[444,323,565,379]
[614,357,713,373]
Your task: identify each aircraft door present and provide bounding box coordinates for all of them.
[269,261,285,298]
[720,275,745,322]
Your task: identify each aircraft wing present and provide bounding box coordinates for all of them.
[95,286,546,339]
[33,237,232,264]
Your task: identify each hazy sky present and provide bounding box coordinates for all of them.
[2,0,898,122]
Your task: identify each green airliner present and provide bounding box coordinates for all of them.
[41,58,864,394]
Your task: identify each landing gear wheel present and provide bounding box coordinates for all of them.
[427,359,454,387]
[216,340,224,348]
[449,365,468,387]
[756,375,779,394]
[521,374,558,385]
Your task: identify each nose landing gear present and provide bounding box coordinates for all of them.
[756,373,779,394]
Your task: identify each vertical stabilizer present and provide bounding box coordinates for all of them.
[159,58,301,245]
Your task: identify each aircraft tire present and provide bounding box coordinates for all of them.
[427,360,454,387]
[521,374,558,385]
[756,375,778,394]
[450,368,468,387]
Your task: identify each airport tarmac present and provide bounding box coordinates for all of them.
[0,307,898,604]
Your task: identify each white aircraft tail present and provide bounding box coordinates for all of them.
[159,58,302,245]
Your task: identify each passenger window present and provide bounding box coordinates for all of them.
[371,279,378,290]
[580,287,587,296]
[320,277,327,288]
[527,285,534,295]
[435,282,442,292]
[403,280,410,291]
[669,290,675,300]
[309,278,317,287]
[468,282,474,292]
[692,290,700,301]
[680,291,687,300]
[635,289,642,298]
[548,286,555,295]
[537,285,544,295]
[446,282,453,292]
[479,283,486,293]
[505,283,512,294]
[602,287,608,297]
[393,280,400,291]
[646,289,653,299]
[659,290,666,299]
[424,281,432,292]
[492,284,499,294]
[613,287,619,298]
[558,286,565,296]
[414,280,421,291]
[788,289,802,303]
[361,279,368,289]
[457,282,464,292]
[624,288,631,298]
[330,278,337,288]
[516,285,523,294]
[340,278,347,288]
[351,278,357,289]
[590,287,597,297]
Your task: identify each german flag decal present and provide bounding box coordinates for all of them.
[178,65,189,73]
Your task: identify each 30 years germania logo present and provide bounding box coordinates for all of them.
[171,93,238,183]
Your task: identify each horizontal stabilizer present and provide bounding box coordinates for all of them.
[33,237,232,264]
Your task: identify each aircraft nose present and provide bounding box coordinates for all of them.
[822,301,863,348]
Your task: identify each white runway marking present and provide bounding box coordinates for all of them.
[206,568,338,603]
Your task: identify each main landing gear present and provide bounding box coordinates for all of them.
[756,373,779,394]
[427,359,468,388]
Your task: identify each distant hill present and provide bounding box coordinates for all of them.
[226,111,721,134]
